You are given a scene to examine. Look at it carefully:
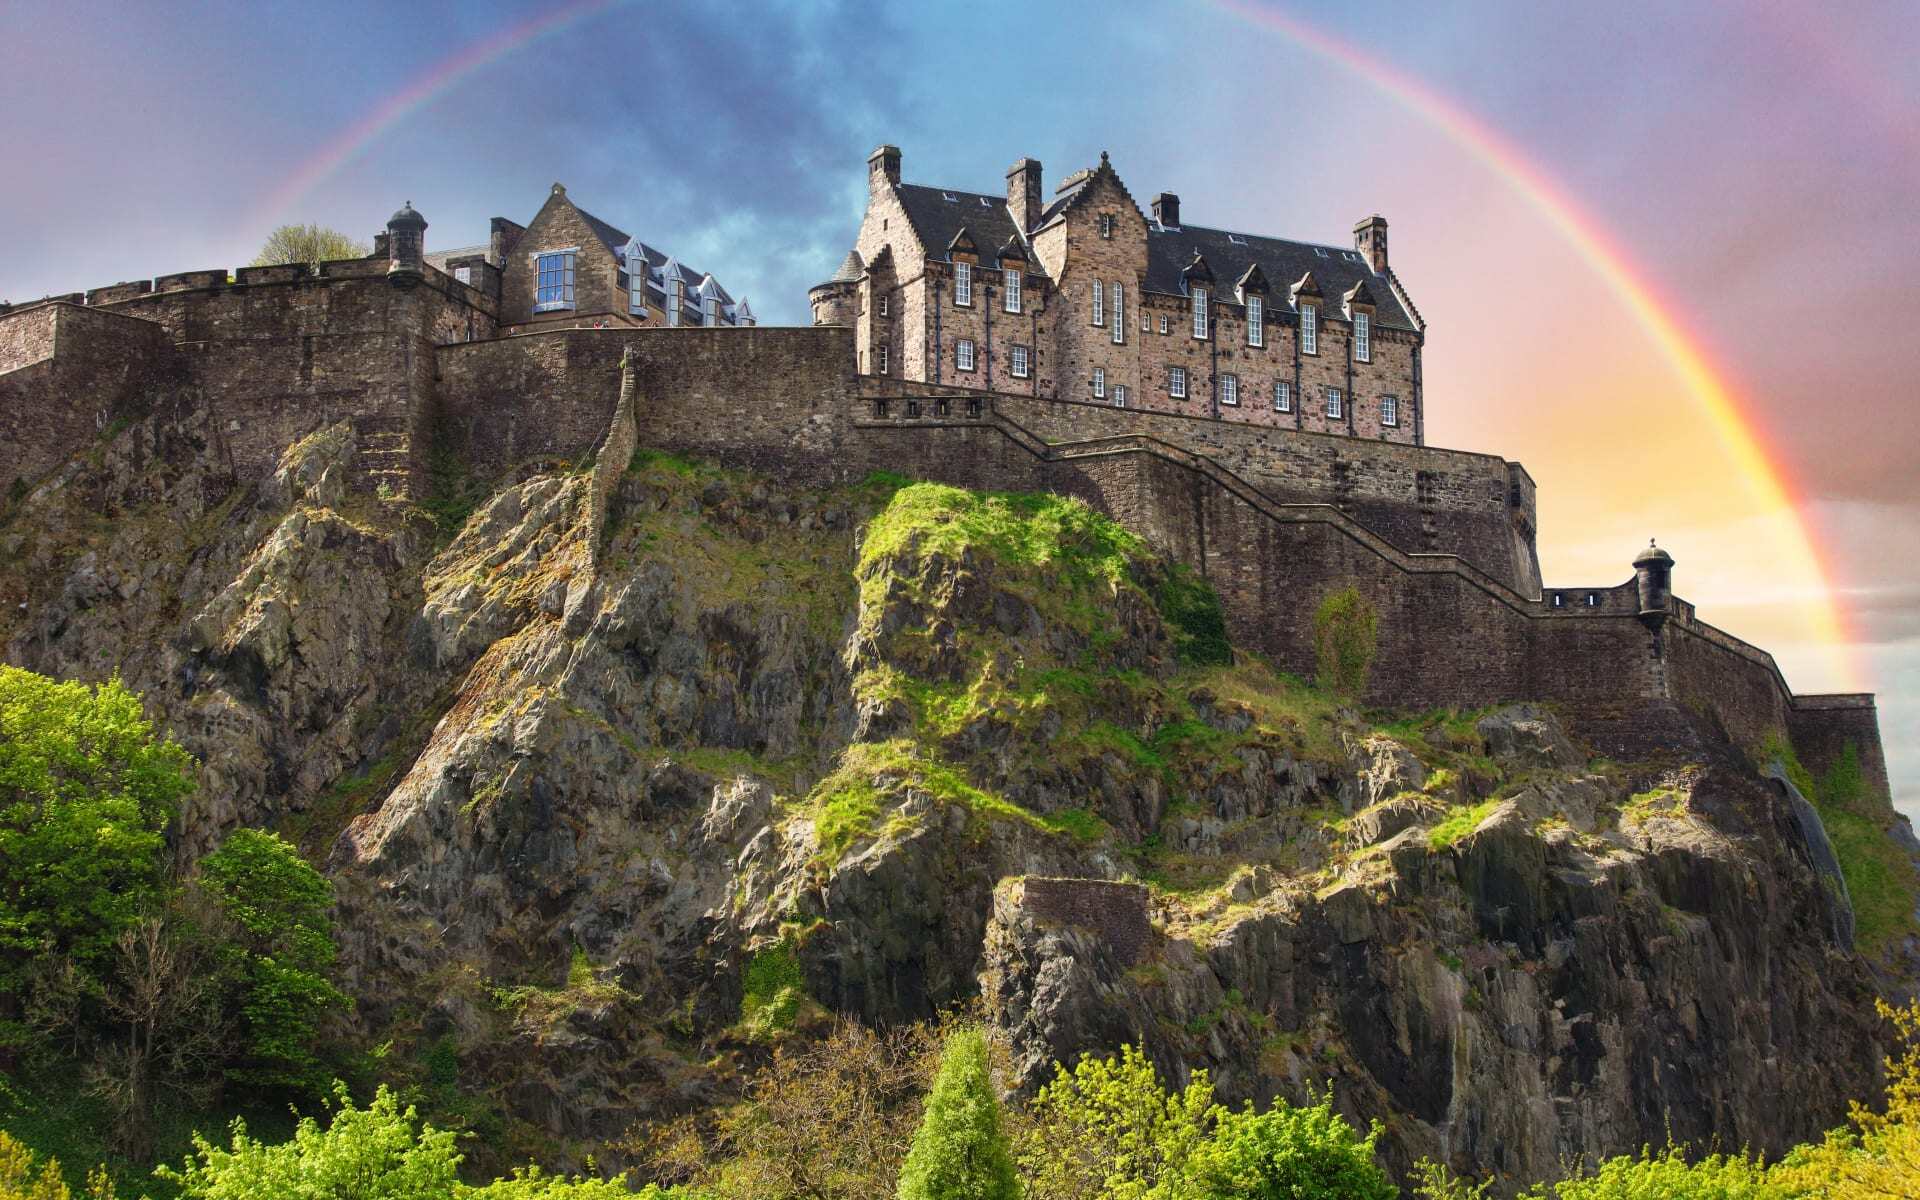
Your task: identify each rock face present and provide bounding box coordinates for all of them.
[1,415,1914,1184]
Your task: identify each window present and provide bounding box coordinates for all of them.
[534,250,576,312]
[1093,367,1106,399]
[1011,344,1030,378]
[1191,286,1209,339]
[1169,366,1187,398]
[1005,268,1022,313]
[1314,247,1329,258]
[628,273,646,316]
[954,262,972,306]
[956,338,975,371]
[877,344,889,375]
[1226,233,1247,245]
[1111,283,1124,343]
[878,294,889,317]
[1300,303,1318,354]
[1100,213,1115,238]
[1326,386,1344,419]
[1273,381,1292,412]
[1219,374,1239,406]
[1247,295,1263,347]
[1092,280,1104,326]
[702,292,718,326]
[1113,384,1128,408]
[1354,311,1371,362]
[1158,315,1169,335]
[454,265,471,285]
[1552,592,1565,608]
[1380,394,1399,426]
[667,279,684,326]
[1586,593,1600,607]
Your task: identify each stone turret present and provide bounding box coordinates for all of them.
[809,249,863,328]
[386,202,427,289]
[1634,539,1674,631]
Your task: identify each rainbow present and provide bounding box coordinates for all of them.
[253,0,625,231]
[1211,0,1857,688]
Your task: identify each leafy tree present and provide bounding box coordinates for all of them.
[195,829,348,1093]
[0,1130,115,1200]
[1771,996,1920,1197]
[466,1165,652,1198]
[1514,1143,1786,1199]
[1187,1097,1394,1200]
[1312,586,1378,698]
[252,224,370,267]
[0,669,194,1027]
[1018,1044,1214,1200]
[897,1027,1019,1200]
[158,1084,462,1200]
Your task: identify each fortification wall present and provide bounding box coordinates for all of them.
[1789,696,1893,803]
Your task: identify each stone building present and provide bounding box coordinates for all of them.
[428,182,754,333]
[811,146,1424,444]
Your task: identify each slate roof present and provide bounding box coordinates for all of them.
[1146,224,1416,331]
[894,185,1031,270]
[424,244,489,272]
[574,202,736,306]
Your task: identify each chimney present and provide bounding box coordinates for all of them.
[1354,214,1389,272]
[1151,192,1180,229]
[869,144,901,191]
[1007,157,1043,234]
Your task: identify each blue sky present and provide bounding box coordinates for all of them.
[4,0,1917,816]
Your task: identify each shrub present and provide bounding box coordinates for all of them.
[1516,1143,1786,1199]
[0,1129,115,1199]
[1311,588,1377,698]
[1156,567,1232,667]
[1019,1043,1214,1199]
[1188,1095,1394,1200]
[896,1027,1019,1200]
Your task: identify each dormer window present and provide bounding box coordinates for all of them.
[1111,283,1125,343]
[667,278,684,326]
[1300,303,1318,355]
[534,250,576,312]
[954,262,972,307]
[1353,311,1371,362]
[1247,296,1263,347]
[1191,286,1209,339]
[1091,280,1104,327]
[1100,213,1115,239]
[1004,268,1022,314]
[1227,233,1247,245]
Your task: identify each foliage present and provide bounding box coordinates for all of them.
[1155,567,1232,667]
[1514,1143,1786,1199]
[1771,996,1920,1197]
[1427,800,1501,850]
[739,939,807,1040]
[0,1130,115,1200]
[251,225,370,267]
[860,484,1143,599]
[1764,734,1918,952]
[896,1027,1019,1200]
[466,1165,647,1198]
[1019,1044,1215,1200]
[0,668,195,1015]
[195,830,349,1093]
[1311,587,1377,697]
[1187,1096,1394,1200]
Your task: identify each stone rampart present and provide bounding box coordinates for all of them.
[1012,878,1153,966]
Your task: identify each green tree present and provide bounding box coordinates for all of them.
[1018,1044,1214,1200]
[0,1130,115,1200]
[1187,1098,1394,1200]
[1517,1143,1786,1199]
[897,1027,1019,1200]
[195,829,348,1093]
[252,224,370,267]
[1312,586,1378,698]
[0,668,194,1026]
[158,1084,461,1200]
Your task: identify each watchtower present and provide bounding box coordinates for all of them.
[386,202,428,288]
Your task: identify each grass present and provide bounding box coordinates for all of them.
[738,938,808,1040]
[1621,785,1686,825]
[1428,799,1503,850]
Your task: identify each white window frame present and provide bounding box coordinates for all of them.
[454,265,472,285]
[1113,384,1128,408]
[877,293,889,317]
[1092,280,1104,326]
[1169,365,1187,399]
[1004,268,1022,313]
[1274,381,1292,412]
[1011,343,1030,378]
[1300,303,1318,354]
[1219,373,1239,407]
[1247,295,1263,347]
[533,249,577,312]
[877,344,889,375]
[956,338,976,371]
[954,261,972,307]
[1381,394,1399,426]
[1092,367,1105,399]
[1326,386,1344,419]
[1111,283,1124,343]
[1353,311,1370,362]
[1191,286,1208,339]
[1158,315,1169,335]
[667,279,684,326]
[1100,213,1114,239]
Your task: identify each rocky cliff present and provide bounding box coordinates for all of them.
[1,408,1912,1184]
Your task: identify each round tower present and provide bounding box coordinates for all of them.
[1633,539,1674,630]
[808,249,863,327]
[386,202,428,288]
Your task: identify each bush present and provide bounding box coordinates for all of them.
[1019,1044,1214,1199]
[1188,1096,1393,1200]
[1156,567,1232,667]
[1312,587,1377,698]
[896,1027,1018,1200]
[1517,1143,1786,1199]
[0,1129,115,1199]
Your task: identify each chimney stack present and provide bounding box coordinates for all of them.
[1354,214,1389,273]
[1007,157,1043,234]
[869,144,901,191]
[1151,192,1180,229]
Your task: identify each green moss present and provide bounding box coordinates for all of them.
[739,939,807,1040]
[1428,799,1502,850]
[1155,564,1232,666]
[1621,786,1686,824]
[1763,735,1918,953]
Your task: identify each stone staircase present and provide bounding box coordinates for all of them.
[353,411,417,500]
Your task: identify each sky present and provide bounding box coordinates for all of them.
[2,0,1916,819]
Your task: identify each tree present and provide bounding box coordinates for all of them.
[897,1027,1019,1200]
[0,1131,115,1200]
[195,829,348,1093]
[1018,1044,1215,1200]
[1312,586,1378,698]
[252,225,370,267]
[0,668,195,1026]
[1770,996,1920,1198]
[1187,1098,1394,1200]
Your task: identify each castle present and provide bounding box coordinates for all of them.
[0,154,1889,801]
